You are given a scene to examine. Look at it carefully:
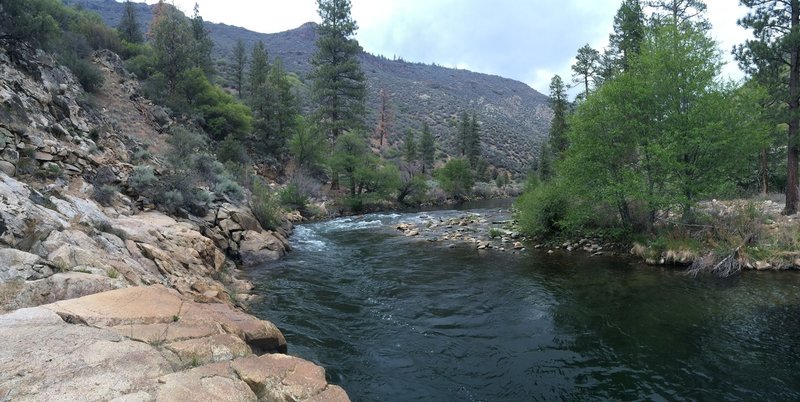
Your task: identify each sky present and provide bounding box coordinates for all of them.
[142,0,753,97]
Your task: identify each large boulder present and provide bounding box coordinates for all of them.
[0,287,347,401]
[238,230,286,267]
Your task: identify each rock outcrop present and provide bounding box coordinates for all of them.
[0,286,347,401]
[0,39,347,400]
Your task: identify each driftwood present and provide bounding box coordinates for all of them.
[687,233,758,278]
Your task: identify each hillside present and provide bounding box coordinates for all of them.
[66,0,552,174]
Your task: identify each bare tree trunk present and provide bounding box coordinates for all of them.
[787,2,800,215]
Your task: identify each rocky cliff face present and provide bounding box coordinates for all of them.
[0,40,347,401]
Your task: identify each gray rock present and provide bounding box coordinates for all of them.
[0,248,53,283]
[0,161,15,176]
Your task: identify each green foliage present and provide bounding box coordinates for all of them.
[311,0,366,139]
[515,180,571,238]
[249,41,269,90]
[419,122,436,174]
[217,134,249,165]
[150,1,194,93]
[290,116,327,171]
[547,75,569,155]
[402,129,417,163]
[250,179,282,230]
[175,68,252,140]
[277,184,308,211]
[118,1,143,44]
[607,0,645,74]
[435,158,474,199]
[457,112,481,165]
[329,131,370,196]
[736,0,800,214]
[232,39,247,98]
[61,55,104,93]
[572,44,600,99]
[250,58,298,155]
[129,165,156,196]
[396,172,429,205]
[213,177,245,202]
[517,21,770,238]
[189,3,214,76]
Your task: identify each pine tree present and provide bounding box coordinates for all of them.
[311,0,366,140]
[419,122,435,175]
[458,111,470,157]
[118,0,143,43]
[608,0,645,73]
[249,41,269,91]
[150,1,194,94]
[736,0,800,214]
[548,75,569,155]
[648,0,709,28]
[403,129,417,163]
[190,3,214,75]
[468,112,481,166]
[232,39,247,98]
[572,44,600,99]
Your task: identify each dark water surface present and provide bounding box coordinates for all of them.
[249,208,800,401]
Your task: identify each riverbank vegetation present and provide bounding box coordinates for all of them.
[516,0,800,275]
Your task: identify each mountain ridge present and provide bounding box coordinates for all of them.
[66,0,551,173]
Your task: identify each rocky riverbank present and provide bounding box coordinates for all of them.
[0,41,348,400]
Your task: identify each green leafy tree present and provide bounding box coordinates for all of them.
[736,0,800,214]
[118,0,143,43]
[311,0,366,140]
[0,0,60,47]
[562,23,767,228]
[537,142,554,181]
[572,44,600,99]
[419,122,436,174]
[436,158,475,199]
[548,75,569,155]
[232,39,247,98]
[290,116,327,171]
[329,132,369,196]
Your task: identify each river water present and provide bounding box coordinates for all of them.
[249,206,800,401]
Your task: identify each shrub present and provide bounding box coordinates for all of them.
[277,184,308,211]
[435,158,474,199]
[94,184,117,206]
[160,189,184,213]
[129,165,157,195]
[515,181,570,238]
[250,179,282,230]
[62,55,105,93]
[217,134,249,165]
[214,177,245,202]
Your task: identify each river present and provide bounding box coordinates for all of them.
[248,205,800,401]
